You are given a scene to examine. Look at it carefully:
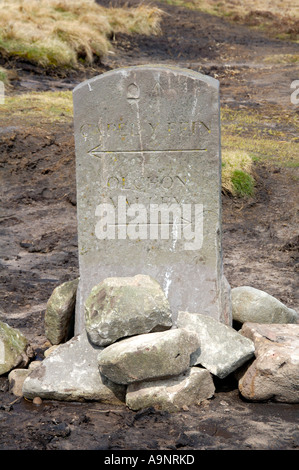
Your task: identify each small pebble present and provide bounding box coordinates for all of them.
[33,396,42,405]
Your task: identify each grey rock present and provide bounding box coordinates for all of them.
[44,345,60,357]
[45,278,79,345]
[177,311,255,378]
[85,274,172,346]
[238,323,299,403]
[22,332,126,404]
[126,367,215,412]
[8,368,30,397]
[28,361,42,370]
[232,286,298,325]
[0,320,34,376]
[97,328,200,385]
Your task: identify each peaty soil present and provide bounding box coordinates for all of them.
[0,0,298,451]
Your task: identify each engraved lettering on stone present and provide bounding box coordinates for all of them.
[127,83,140,100]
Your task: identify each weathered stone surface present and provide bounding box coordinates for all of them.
[45,278,79,345]
[0,320,34,376]
[44,345,60,357]
[126,367,215,412]
[97,328,200,385]
[232,286,298,325]
[28,361,42,370]
[238,323,299,403]
[177,311,255,378]
[73,65,231,333]
[22,332,126,404]
[85,274,172,346]
[8,368,30,397]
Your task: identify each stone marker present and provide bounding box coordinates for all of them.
[73,65,231,333]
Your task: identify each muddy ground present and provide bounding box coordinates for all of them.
[0,0,298,451]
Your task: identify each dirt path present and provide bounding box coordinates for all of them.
[0,0,298,451]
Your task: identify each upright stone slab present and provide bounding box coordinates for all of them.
[73,65,231,333]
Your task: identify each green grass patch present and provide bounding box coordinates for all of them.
[0,66,8,84]
[222,149,255,197]
[231,169,255,197]
[0,90,73,123]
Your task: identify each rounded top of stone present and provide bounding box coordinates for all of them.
[73,64,219,95]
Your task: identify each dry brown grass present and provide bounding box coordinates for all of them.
[0,0,163,68]
[164,0,299,40]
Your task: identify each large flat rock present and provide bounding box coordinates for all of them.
[22,332,126,404]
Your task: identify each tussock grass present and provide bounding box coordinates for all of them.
[222,150,255,197]
[0,90,73,123]
[0,66,8,84]
[163,0,299,40]
[0,0,163,68]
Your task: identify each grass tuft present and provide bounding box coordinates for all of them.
[0,0,163,68]
[0,66,8,84]
[231,169,255,197]
[222,149,255,197]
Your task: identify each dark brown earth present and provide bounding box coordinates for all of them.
[0,0,298,452]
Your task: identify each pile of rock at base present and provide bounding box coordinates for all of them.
[21,274,260,411]
[2,275,298,409]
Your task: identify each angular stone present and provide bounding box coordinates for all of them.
[73,65,231,334]
[238,323,299,403]
[45,278,79,345]
[22,332,126,404]
[97,328,200,385]
[126,367,215,412]
[8,368,30,397]
[85,274,172,346]
[0,320,34,376]
[232,286,298,325]
[177,311,255,378]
